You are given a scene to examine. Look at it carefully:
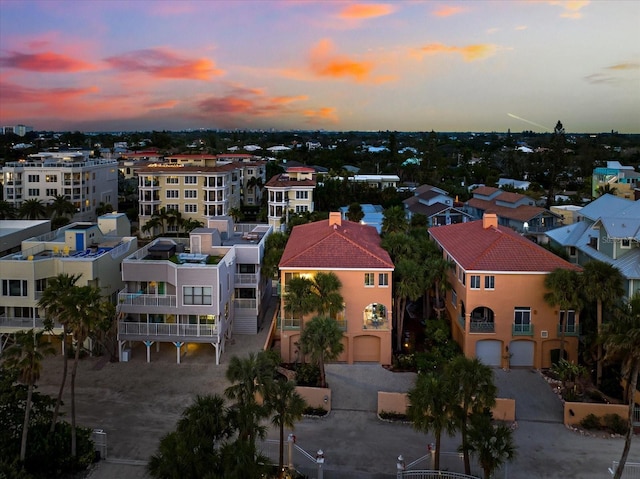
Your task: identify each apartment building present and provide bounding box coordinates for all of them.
[0,213,137,350]
[429,213,582,369]
[278,213,394,365]
[403,184,471,227]
[592,161,640,200]
[2,151,118,222]
[265,166,316,231]
[117,218,273,364]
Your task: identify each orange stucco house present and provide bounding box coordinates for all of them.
[278,212,394,365]
[429,213,582,369]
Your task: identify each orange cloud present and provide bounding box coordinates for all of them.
[197,89,308,119]
[105,48,223,80]
[0,81,98,104]
[309,39,375,82]
[0,51,96,72]
[415,42,497,61]
[547,0,590,19]
[147,100,179,110]
[303,107,339,123]
[606,62,640,70]
[432,5,466,17]
[338,4,396,19]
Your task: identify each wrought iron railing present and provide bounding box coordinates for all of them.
[512,323,534,336]
[470,320,495,333]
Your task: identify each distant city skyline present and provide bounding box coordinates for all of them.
[1,0,639,134]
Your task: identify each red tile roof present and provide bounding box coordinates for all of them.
[265,173,316,188]
[471,186,501,196]
[467,197,548,222]
[429,220,581,272]
[279,219,394,270]
[137,163,238,173]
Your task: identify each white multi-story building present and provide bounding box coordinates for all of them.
[265,166,316,231]
[117,218,273,364]
[0,213,137,351]
[2,151,118,221]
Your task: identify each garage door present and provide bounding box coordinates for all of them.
[509,340,534,367]
[353,336,381,362]
[476,340,502,366]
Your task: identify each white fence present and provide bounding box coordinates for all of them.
[609,461,640,479]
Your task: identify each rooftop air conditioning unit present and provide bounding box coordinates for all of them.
[541,330,549,338]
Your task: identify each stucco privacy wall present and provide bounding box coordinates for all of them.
[563,402,629,427]
[377,392,516,422]
[297,386,332,411]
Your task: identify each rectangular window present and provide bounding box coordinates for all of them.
[378,273,389,287]
[295,205,308,213]
[451,288,457,306]
[560,310,576,332]
[184,176,198,184]
[166,177,179,184]
[46,175,57,182]
[514,307,531,331]
[183,286,212,305]
[621,239,631,248]
[184,190,198,198]
[28,189,40,196]
[184,204,198,213]
[484,275,495,289]
[166,190,179,198]
[2,279,28,297]
[28,175,40,182]
[569,246,577,256]
[166,204,179,211]
[296,191,309,200]
[239,264,256,274]
[364,273,375,287]
[470,275,480,289]
[46,188,58,197]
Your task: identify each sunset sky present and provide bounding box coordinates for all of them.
[0,0,638,133]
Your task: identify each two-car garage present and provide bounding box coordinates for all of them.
[475,339,535,368]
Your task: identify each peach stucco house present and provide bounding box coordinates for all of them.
[278,212,394,365]
[429,213,582,370]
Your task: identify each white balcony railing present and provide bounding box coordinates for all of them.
[118,292,177,308]
[234,298,257,309]
[0,316,62,330]
[235,273,259,284]
[118,321,218,338]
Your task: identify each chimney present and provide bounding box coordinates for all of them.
[329,211,342,227]
[483,213,498,229]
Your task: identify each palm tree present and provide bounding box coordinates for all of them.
[181,218,204,235]
[18,199,47,219]
[596,184,618,197]
[262,232,288,280]
[299,316,345,388]
[465,412,516,479]
[283,276,314,329]
[1,329,55,462]
[429,257,454,317]
[38,273,81,432]
[95,202,113,217]
[265,379,306,474]
[582,261,625,386]
[141,216,162,238]
[47,194,76,220]
[228,207,244,223]
[381,205,408,235]
[0,200,17,219]
[544,268,582,363]
[448,356,497,475]
[406,372,457,470]
[393,258,424,351]
[308,272,344,319]
[601,295,640,479]
[166,208,183,234]
[381,231,416,264]
[346,202,364,223]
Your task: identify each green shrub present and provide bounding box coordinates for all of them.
[579,414,601,430]
[303,406,327,417]
[379,410,408,422]
[603,414,628,435]
[295,363,320,387]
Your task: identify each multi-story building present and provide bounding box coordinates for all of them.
[592,161,640,200]
[138,156,266,235]
[546,194,640,298]
[265,166,316,231]
[465,186,561,243]
[2,151,118,222]
[1,125,33,136]
[403,184,471,227]
[0,213,137,351]
[117,218,273,364]
[0,220,51,257]
[277,212,394,364]
[429,213,582,369]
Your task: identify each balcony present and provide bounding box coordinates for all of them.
[470,319,495,333]
[118,321,218,341]
[363,317,388,330]
[512,323,534,336]
[558,324,581,337]
[0,315,62,331]
[234,298,257,309]
[235,273,259,285]
[279,317,301,330]
[118,291,177,310]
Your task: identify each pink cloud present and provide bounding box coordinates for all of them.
[303,107,339,123]
[0,51,96,72]
[432,5,466,17]
[105,48,224,80]
[547,0,590,19]
[309,39,375,82]
[338,4,396,19]
[415,42,498,61]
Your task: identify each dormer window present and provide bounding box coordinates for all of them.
[621,239,631,249]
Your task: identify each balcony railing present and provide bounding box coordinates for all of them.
[363,318,388,330]
[235,273,259,285]
[234,298,257,309]
[279,317,301,330]
[558,324,581,336]
[512,323,534,336]
[118,291,177,308]
[470,320,495,333]
[118,321,218,338]
[0,316,62,330]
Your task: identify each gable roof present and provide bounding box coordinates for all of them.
[279,219,393,270]
[467,197,552,222]
[429,220,581,273]
[578,194,634,222]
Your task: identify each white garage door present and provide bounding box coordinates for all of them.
[509,340,534,367]
[476,340,502,367]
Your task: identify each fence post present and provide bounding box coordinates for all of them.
[397,454,405,478]
[316,449,324,479]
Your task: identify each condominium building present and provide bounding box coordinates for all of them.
[0,213,137,350]
[2,151,118,221]
[265,166,316,231]
[117,218,273,364]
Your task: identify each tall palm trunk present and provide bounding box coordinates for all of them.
[461,418,470,474]
[559,310,566,362]
[396,296,407,352]
[20,381,34,462]
[50,329,69,433]
[434,432,441,470]
[597,299,603,386]
[614,359,639,479]
[278,420,285,474]
[70,341,81,457]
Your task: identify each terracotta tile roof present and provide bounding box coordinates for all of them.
[467,198,549,222]
[279,219,394,270]
[496,191,528,204]
[286,166,316,173]
[165,154,218,159]
[471,186,501,196]
[137,163,238,173]
[265,173,316,188]
[429,220,581,272]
